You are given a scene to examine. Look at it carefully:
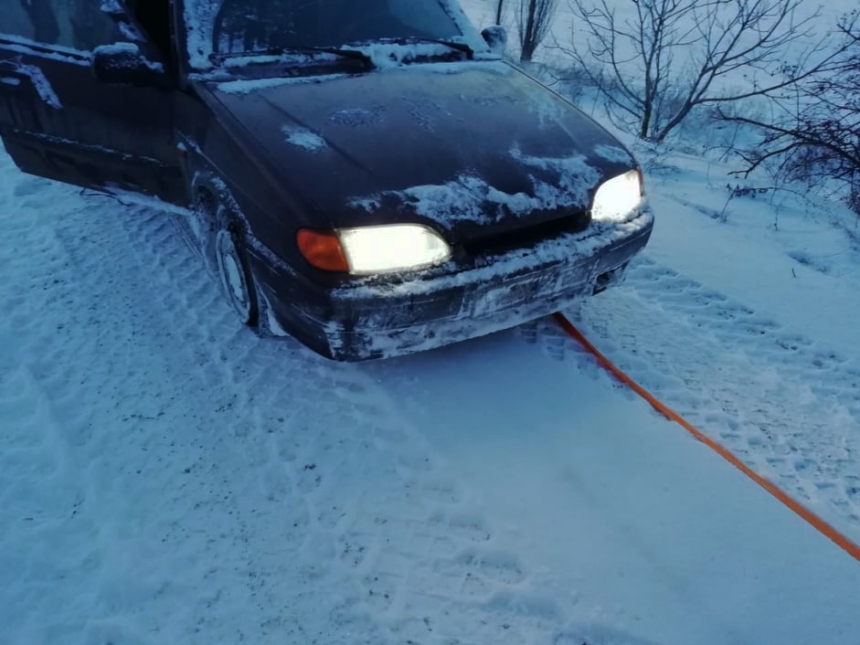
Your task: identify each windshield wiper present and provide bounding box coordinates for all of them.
[210,45,373,66]
[377,37,475,59]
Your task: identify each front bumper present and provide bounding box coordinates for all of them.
[260,210,654,361]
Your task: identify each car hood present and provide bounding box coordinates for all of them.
[202,61,636,243]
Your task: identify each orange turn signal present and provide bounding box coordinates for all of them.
[297,229,350,272]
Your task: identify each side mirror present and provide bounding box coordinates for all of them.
[481,26,508,56]
[92,43,166,87]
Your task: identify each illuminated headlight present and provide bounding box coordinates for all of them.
[339,224,451,275]
[591,169,644,221]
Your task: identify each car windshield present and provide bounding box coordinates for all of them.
[184,0,480,69]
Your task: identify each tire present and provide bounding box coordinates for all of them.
[213,206,259,328]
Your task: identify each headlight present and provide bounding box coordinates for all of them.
[298,224,451,274]
[591,169,644,221]
[339,224,451,274]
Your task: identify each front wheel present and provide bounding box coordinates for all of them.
[215,226,258,327]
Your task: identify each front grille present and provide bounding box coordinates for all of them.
[460,211,591,258]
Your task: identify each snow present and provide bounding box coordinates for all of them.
[354,174,522,227]
[0,34,92,61]
[281,125,328,151]
[94,43,165,73]
[366,336,860,644]
[352,148,602,230]
[594,144,635,165]
[4,140,860,643]
[511,145,603,209]
[10,63,61,109]
[638,150,860,361]
[217,73,351,94]
[344,42,473,69]
[183,0,220,70]
[94,186,195,217]
[4,1,860,644]
[183,0,490,71]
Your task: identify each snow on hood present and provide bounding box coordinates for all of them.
[351,146,601,230]
[281,125,328,151]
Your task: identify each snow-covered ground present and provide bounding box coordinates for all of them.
[4,137,860,644]
[5,2,860,645]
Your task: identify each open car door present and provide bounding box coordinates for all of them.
[0,0,185,204]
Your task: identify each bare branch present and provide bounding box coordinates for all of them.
[717,16,860,210]
[565,0,850,142]
[517,0,559,62]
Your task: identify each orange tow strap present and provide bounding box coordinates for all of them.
[553,312,860,565]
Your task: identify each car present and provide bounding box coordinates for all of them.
[0,0,654,361]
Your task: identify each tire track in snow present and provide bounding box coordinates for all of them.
[0,365,101,643]
[0,176,106,643]
[0,169,394,643]
[527,256,860,540]
[115,211,558,644]
[0,155,594,645]
[38,198,397,645]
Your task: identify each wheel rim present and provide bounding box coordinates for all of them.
[215,229,252,323]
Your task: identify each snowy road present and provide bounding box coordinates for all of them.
[2,147,860,645]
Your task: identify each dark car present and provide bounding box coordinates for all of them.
[0,0,653,361]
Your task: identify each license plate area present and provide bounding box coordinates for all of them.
[472,272,560,317]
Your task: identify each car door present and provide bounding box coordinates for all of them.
[0,0,186,204]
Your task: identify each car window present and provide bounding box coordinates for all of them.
[0,0,123,52]
[184,0,485,69]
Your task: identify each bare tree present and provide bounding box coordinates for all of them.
[564,0,851,142]
[518,0,559,63]
[720,14,860,210]
[496,0,505,25]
